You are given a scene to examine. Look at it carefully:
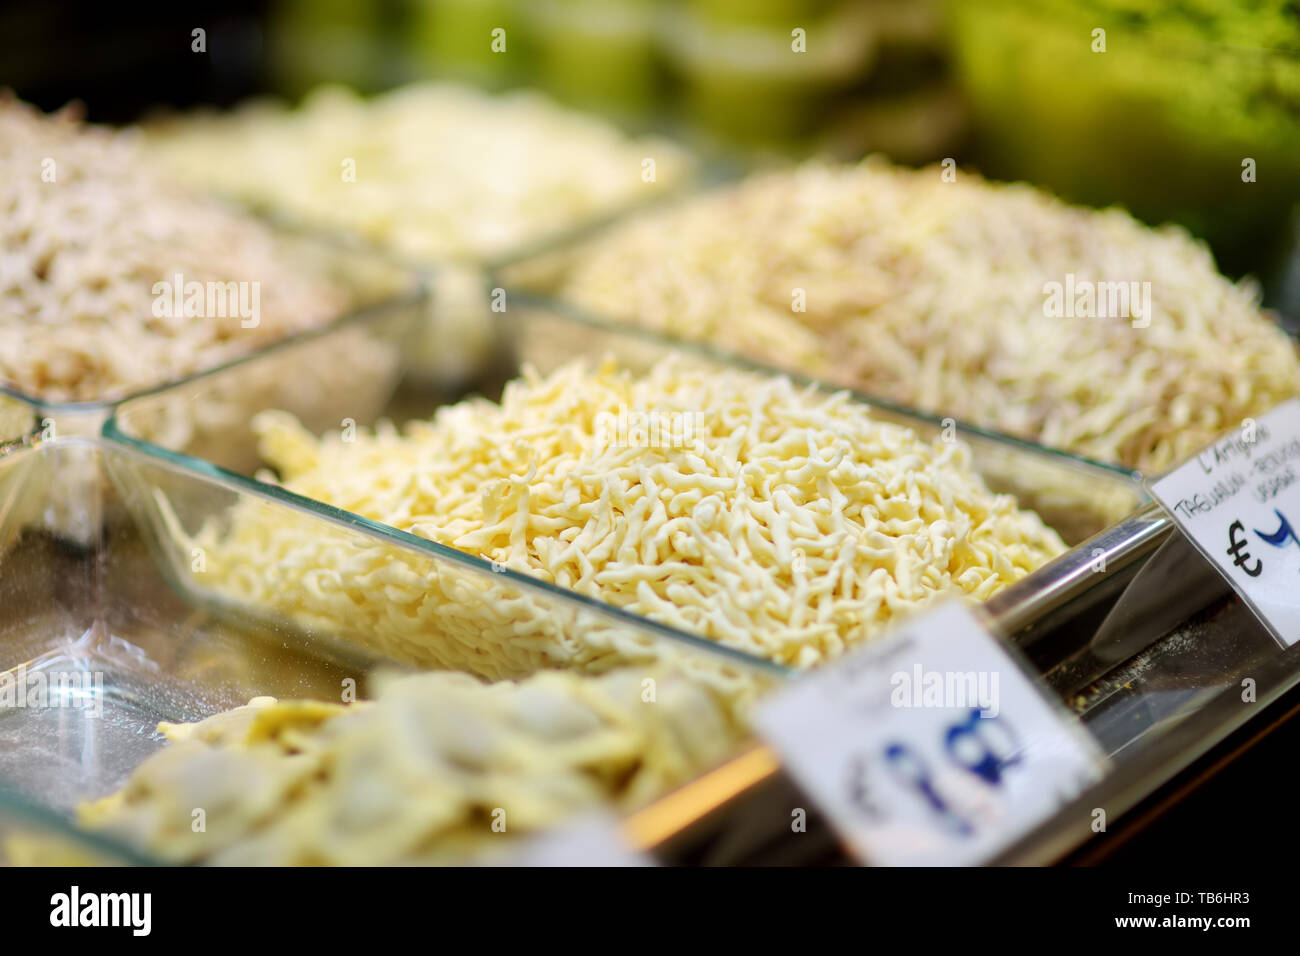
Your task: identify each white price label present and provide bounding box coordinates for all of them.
[1149,398,1300,647]
[496,815,652,868]
[753,602,1107,866]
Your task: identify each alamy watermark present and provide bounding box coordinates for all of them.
[1043,274,1151,328]
[595,405,706,449]
[152,272,260,328]
[0,665,104,718]
[890,664,1000,718]
[50,886,150,936]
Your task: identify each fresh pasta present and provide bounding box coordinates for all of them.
[144,82,692,388]
[177,356,1065,674]
[530,158,1300,473]
[144,82,692,263]
[81,666,747,866]
[0,97,349,403]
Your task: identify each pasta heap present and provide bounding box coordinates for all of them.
[144,82,691,263]
[182,356,1065,674]
[145,82,691,386]
[537,159,1300,473]
[81,667,746,865]
[0,98,349,403]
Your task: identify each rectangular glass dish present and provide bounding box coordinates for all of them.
[108,299,1150,671]
[0,436,782,865]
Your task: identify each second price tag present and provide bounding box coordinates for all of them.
[1149,397,1300,647]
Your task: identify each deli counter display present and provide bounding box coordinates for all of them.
[1,0,1298,882]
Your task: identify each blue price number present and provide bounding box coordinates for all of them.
[945,707,1023,786]
[1254,509,1300,568]
[864,709,1023,837]
[883,742,974,836]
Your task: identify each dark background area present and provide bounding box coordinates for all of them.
[1,1,270,122]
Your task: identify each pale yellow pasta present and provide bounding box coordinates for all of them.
[144,82,691,388]
[144,82,691,263]
[177,356,1064,674]
[535,158,1300,473]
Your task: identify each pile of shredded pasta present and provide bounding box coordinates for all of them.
[537,159,1300,473]
[0,98,349,402]
[81,667,746,865]
[183,356,1064,673]
[144,82,691,263]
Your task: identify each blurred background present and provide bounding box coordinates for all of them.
[4,0,1298,316]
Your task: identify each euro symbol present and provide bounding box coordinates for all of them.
[1226,520,1262,577]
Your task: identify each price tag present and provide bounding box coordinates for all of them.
[496,814,653,867]
[753,602,1107,866]
[1148,398,1300,647]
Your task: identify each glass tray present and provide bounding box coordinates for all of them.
[107,298,1150,671]
[0,436,781,865]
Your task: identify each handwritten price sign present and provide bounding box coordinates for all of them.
[1150,398,1300,647]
